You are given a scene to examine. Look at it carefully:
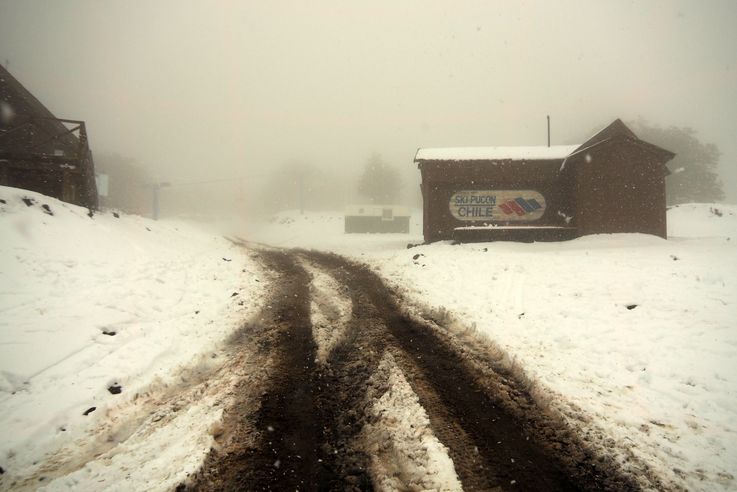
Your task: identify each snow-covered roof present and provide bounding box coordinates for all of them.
[414,144,580,162]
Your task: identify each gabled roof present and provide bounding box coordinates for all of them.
[0,64,80,154]
[576,118,637,150]
[1,65,59,121]
[414,119,675,167]
[565,119,675,164]
[414,144,579,162]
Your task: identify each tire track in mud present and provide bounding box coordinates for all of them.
[190,249,338,491]
[192,247,641,491]
[304,250,640,492]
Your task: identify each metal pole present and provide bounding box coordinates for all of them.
[298,173,304,215]
[152,182,170,220]
[547,115,551,147]
[153,184,160,220]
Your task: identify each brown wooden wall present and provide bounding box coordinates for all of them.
[418,140,670,242]
[573,140,667,238]
[419,160,575,242]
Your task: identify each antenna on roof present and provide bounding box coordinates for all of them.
[547,115,551,147]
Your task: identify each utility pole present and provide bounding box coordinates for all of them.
[152,181,170,220]
[547,115,551,147]
[297,173,304,215]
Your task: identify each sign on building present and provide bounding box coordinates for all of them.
[449,190,546,221]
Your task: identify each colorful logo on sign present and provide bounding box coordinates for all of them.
[498,197,543,216]
[449,190,546,222]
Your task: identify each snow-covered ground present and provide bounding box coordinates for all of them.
[238,209,424,254]
[0,186,265,490]
[302,260,353,365]
[2,188,735,491]
[245,203,737,491]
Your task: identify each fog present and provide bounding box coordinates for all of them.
[2,0,736,217]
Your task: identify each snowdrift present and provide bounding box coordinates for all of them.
[0,186,264,489]
[667,203,737,238]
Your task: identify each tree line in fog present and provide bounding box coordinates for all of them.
[95,152,409,219]
[96,120,725,219]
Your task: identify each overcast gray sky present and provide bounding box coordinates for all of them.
[2,0,736,207]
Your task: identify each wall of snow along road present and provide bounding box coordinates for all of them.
[0,186,264,487]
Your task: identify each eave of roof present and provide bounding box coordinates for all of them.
[0,65,80,151]
[414,144,579,162]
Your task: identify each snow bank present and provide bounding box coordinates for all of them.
[368,211,737,490]
[250,203,737,491]
[667,203,737,238]
[0,186,264,488]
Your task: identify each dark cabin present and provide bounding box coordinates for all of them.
[0,65,98,208]
[416,119,675,243]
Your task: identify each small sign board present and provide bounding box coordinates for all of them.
[449,190,546,221]
[95,173,109,197]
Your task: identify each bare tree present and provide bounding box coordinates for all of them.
[259,161,349,214]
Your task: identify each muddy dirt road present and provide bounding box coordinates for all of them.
[189,247,640,491]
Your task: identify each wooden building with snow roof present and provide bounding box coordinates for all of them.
[0,65,98,209]
[415,119,675,243]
